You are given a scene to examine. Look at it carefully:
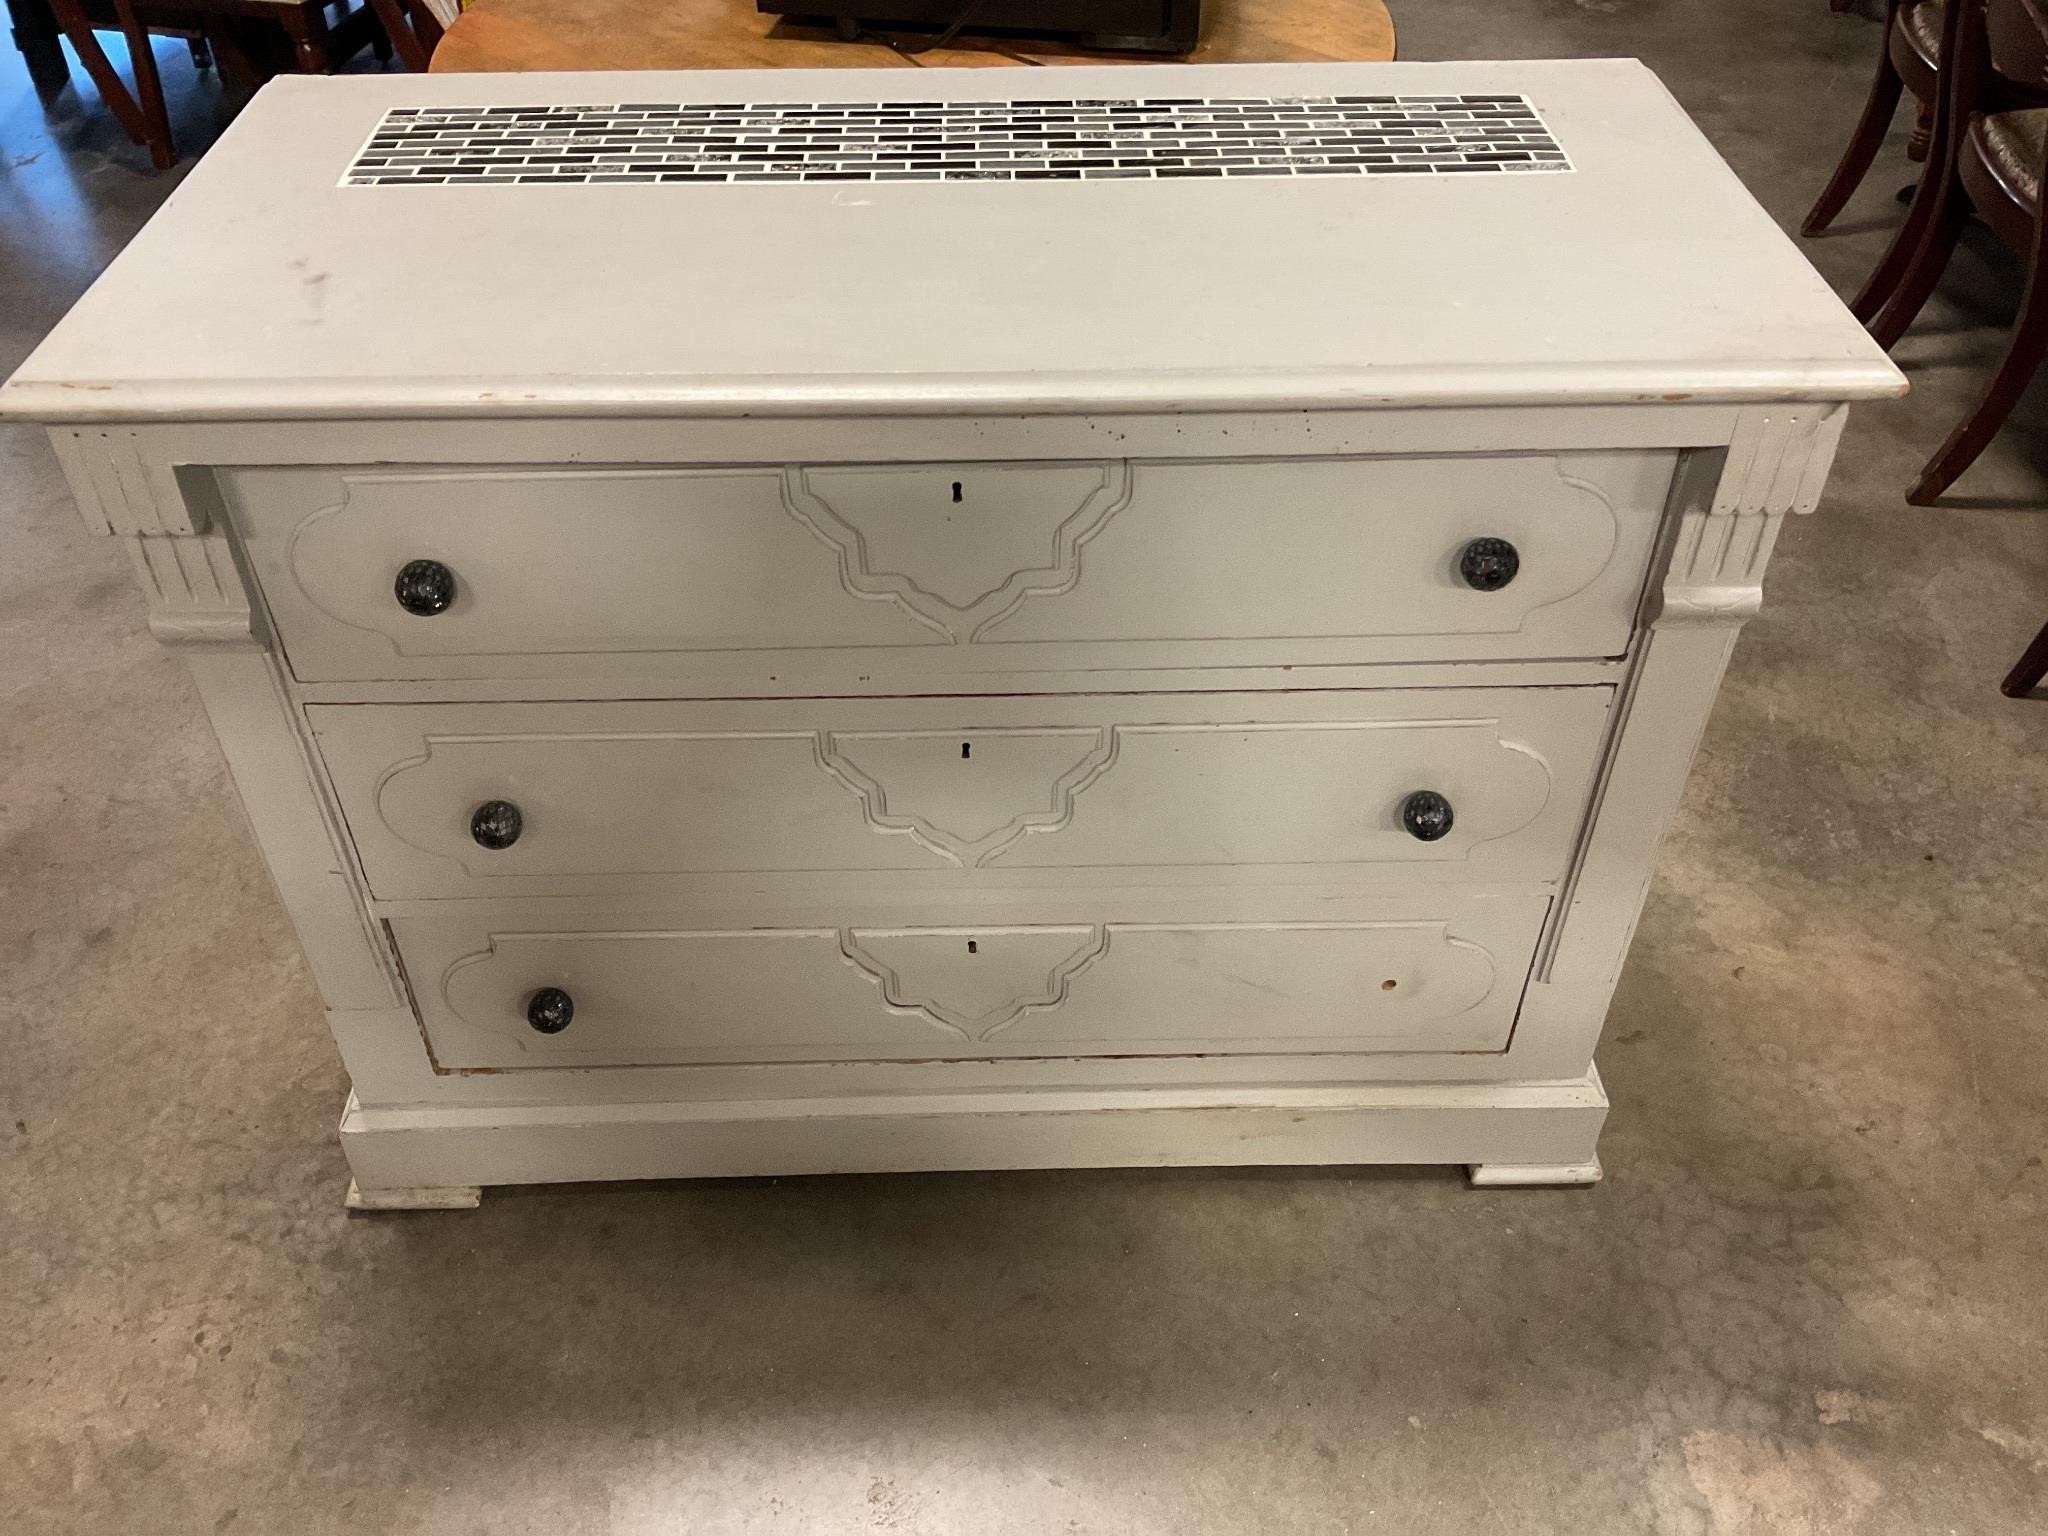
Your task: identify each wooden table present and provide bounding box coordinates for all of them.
[429,0,1394,72]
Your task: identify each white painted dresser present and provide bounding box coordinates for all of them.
[4,61,1903,1206]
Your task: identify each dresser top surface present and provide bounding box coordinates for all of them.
[3,59,1902,423]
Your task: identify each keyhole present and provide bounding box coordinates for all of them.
[961,741,971,760]
[967,940,978,954]
[951,481,963,503]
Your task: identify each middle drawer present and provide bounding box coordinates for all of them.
[312,687,1612,901]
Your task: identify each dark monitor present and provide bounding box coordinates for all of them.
[757,0,1202,55]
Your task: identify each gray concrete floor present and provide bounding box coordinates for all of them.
[5,4,2048,1532]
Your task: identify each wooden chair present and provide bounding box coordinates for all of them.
[1806,0,1946,238]
[1848,0,1980,326]
[47,0,174,167]
[1864,0,2048,502]
[41,0,391,168]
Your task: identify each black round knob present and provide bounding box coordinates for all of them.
[526,987,574,1034]
[470,799,523,850]
[1401,790,1455,842]
[1458,538,1520,592]
[394,559,456,616]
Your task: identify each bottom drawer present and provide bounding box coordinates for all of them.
[392,893,1549,1070]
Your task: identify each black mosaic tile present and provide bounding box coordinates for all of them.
[342,94,1570,186]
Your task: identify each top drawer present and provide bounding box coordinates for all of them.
[222,451,1674,687]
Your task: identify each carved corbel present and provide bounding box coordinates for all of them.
[124,532,261,650]
[1655,404,1847,628]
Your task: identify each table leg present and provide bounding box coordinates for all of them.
[7,0,72,91]
[113,0,174,168]
[200,19,263,93]
[45,0,175,167]
[280,6,330,70]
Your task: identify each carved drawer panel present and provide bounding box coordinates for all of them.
[222,450,1674,685]
[389,892,1551,1069]
[311,687,1612,900]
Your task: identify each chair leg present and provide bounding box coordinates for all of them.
[1907,97,1935,161]
[1867,154,1970,346]
[114,0,175,169]
[1851,111,1957,322]
[1804,36,1906,235]
[2002,618,2048,696]
[1907,271,2048,503]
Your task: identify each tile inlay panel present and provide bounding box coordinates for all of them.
[342,95,1573,185]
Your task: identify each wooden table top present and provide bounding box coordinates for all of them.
[429,0,1394,73]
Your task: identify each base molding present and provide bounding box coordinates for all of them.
[1466,1159,1605,1187]
[344,1179,483,1210]
[337,1071,1607,1202]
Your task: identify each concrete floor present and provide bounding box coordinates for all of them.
[5,3,2048,1532]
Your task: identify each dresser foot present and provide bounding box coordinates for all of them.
[1466,1159,1603,1188]
[344,1179,483,1211]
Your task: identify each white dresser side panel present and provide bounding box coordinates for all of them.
[180,651,403,1013]
[1511,411,1843,1077]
